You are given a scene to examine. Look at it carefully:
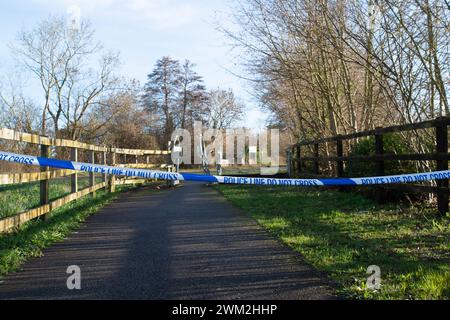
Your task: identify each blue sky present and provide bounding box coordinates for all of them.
[0,0,268,129]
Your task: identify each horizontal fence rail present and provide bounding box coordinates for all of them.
[0,182,107,232]
[291,117,447,147]
[0,169,76,185]
[110,147,170,156]
[0,128,108,152]
[0,127,172,233]
[288,116,450,214]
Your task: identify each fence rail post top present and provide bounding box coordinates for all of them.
[375,126,383,133]
[434,116,450,125]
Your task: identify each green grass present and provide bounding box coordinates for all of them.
[0,185,132,278]
[0,175,103,219]
[215,185,450,300]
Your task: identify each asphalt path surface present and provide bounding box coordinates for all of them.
[0,182,335,300]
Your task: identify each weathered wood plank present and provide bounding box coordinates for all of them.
[114,164,174,170]
[0,128,52,146]
[71,148,78,194]
[89,151,95,198]
[295,153,450,162]
[0,128,170,155]
[116,163,161,169]
[111,147,170,156]
[0,170,76,185]
[0,182,107,233]
[40,145,50,220]
[294,116,450,146]
[110,151,116,193]
[0,128,107,152]
[113,179,150,186]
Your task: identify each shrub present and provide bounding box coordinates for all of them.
[346,134,422,203]
[347,133,416,178]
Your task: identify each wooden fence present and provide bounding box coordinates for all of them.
[288,116,450,214]
[0,128,171,233]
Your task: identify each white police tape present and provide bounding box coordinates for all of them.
[1,150,450,186]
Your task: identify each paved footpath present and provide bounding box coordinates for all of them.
[0,182,335,300]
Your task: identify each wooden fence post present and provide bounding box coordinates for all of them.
[286,149,292,178]
[435,117,448,214]
[40,144,50,220]
[296,146,301,177]
[71,147,78,194]
[336,136,344,177]
[89,151,95,197]
[314,143,320,175]
[166,141,173,187]
[375,129,386,202]
[110,151,116,193]
[102,151,107,191]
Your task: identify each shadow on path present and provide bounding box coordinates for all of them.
[0,182,335,300]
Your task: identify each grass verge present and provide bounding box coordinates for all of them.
[215,185,450,300]
[0,185,132,278]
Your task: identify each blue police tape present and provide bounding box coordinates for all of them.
[1,150,450,186]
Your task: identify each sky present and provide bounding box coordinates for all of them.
[0,0,269,129]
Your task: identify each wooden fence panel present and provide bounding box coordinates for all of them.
[0,127,171,233]
[0,182,107,233]
[289,116,450,214]
[0,128,107,152]
[0,170,75,186]
[71,147,78,194]
[40,145,49,221]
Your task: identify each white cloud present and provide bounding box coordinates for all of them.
[33,0,114,12]
[126,0,196,28]
[32,0,198,29]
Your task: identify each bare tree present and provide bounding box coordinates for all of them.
[91,80,158,150]
[11,16,120,139]
[223,0,449,148]
[201,89,244,129]
[0,89,38,133]
[0,70,39,133]
[179,60,207,129]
